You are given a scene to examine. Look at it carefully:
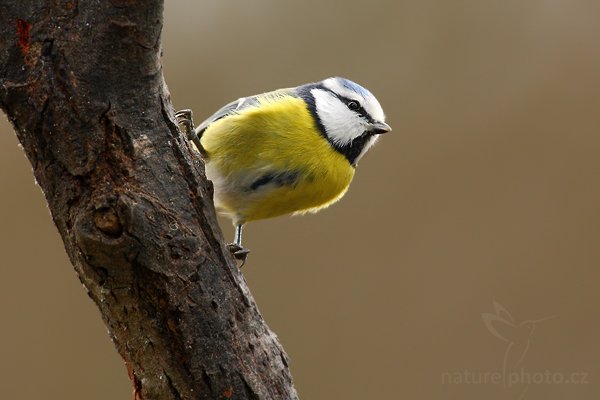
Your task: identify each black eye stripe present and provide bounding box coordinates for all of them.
[333,93,374,123]
[304,85,374,122]
[298,84,376,137]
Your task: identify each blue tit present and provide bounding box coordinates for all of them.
[176,77,390,262]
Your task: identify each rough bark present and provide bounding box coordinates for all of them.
[0,1,297,399]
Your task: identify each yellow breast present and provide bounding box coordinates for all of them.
[200,95,355,224]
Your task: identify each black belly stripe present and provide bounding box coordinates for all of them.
[249,170,300,191]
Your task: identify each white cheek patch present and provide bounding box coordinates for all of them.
[311,88,366,146]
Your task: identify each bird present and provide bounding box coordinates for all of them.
[176,77,390,263]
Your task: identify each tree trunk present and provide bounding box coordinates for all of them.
[0,1,298,399]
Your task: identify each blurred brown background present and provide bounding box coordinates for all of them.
[1,1,599,399]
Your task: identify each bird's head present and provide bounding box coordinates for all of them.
[301,77,391,166]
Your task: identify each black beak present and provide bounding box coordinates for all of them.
[369,121,392,135]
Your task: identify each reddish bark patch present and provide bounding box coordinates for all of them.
[64,1,77,11]
[16,19,31,56]
[223,387,234,398]
[126,361,144,400]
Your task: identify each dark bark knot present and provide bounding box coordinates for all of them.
[94,206,123,237]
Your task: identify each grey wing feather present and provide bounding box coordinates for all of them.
[194,87,299,136]
[194,96,260,136]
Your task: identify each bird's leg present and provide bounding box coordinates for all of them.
[234,223,243,245]
[177,110,248,265]
[175,109,206,156]
[227,224,251,266]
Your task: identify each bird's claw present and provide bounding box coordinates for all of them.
[175,109,194,140]
[227,243,250,267]
[176,109,206,155]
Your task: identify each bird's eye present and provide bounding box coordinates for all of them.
[347,100,360,111]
